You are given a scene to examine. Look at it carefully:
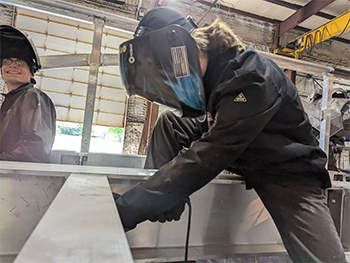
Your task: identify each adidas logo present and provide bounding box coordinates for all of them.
[234,92,247,102]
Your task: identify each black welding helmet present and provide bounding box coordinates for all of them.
[0,25,41,74]
[119,7,206,121]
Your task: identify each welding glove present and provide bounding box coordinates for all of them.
[114,182,189,231]
[148,197,188,223]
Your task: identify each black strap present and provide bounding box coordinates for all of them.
[134,16,198,37]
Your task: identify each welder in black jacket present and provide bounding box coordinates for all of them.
[116,7,346,262]
[0,25,56,163]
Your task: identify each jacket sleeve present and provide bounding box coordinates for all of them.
[0,91,56,163]
[116,71,283,229]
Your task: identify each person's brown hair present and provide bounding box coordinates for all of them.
[191,18,245,53]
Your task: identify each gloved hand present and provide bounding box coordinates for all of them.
[113,183,188,231]
[149,198,188,223]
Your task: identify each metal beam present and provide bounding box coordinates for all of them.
[100,53,120,67]
[39,50,334,79]
[258,50,334,75]
[264,0,336,20]
[40,53,119,70]
[39,50,335,77]
[80,19,104,156]
[279,0,336,36]
[319,73,333,158]
[40,54,90,70]
[283,69,296,84]
[138,102,159,155]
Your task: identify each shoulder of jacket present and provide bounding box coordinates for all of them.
[25,86,51,98]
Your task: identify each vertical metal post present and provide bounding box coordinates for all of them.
[283,69,296,84]
[273,24,280,50]
[80,19,104,158]
[319,73,333,162]
[138,102,159,155]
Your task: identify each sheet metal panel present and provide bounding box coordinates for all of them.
[0,174,65,259]
[13,173,134,263]
[112,180,286,262]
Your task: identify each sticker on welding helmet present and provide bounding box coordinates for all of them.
[119,44,127,53]
[171,46,190,78]
[128,43,135,64]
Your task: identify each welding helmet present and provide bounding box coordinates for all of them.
[119,7,206,121]
[0,25,41,75]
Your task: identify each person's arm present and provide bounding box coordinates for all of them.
[0,91,56,162]
[116,71,283,230]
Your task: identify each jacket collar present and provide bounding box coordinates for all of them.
[2,83,32,97]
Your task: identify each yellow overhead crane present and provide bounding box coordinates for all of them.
[274,9,350,59]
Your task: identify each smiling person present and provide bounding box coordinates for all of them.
[0,25,56,163]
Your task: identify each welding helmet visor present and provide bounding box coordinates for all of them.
[119,24,206,120]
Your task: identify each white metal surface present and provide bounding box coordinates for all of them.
[13,173,134,263]
[0,174,65,260]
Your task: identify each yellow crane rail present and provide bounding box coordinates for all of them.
[274,9,350,59]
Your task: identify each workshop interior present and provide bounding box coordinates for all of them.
[0,0,349,262]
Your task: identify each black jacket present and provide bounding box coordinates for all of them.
[199,47,330,189]
[0,83,56,163]
[145,47,330,191]
[116,47,331,230]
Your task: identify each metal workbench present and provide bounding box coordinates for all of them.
[1,156,349,263]
[1,158,286,263]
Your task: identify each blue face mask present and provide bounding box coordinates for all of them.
[119,24,206,120]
